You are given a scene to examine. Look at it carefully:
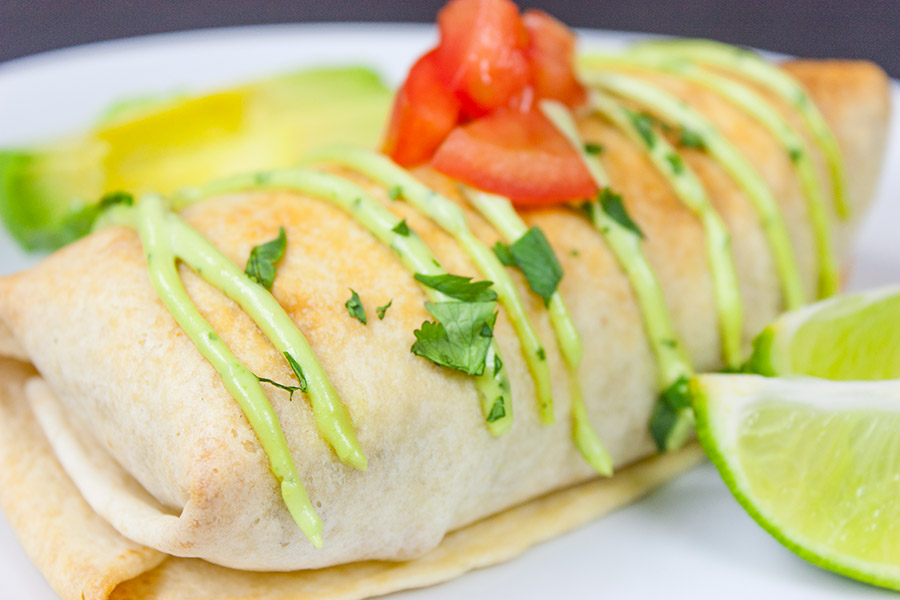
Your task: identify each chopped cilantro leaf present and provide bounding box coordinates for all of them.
[628,111,656,148]
[486,396,506,422]
[679,127,705,149]
[387,185,403,200]
[257,375,301,401]
[391,219,410,236]
[414,273,498,302]
[788,147,803,163]
[283,351,309,393]
[98,190,134,209]
[493,241,515,266]
[598,188,644,239]
[584,142,604,155]
[537,347,546,361]
[244,227,287,290]
[493,353,503,377]
[580,199,597,221]
[345,289,367,324]
[665,377,692,409]
[649,375,692,451]
[665,153,685,174]
[376,299,393,320]
[411,301,498,375]
[505,227,564,306]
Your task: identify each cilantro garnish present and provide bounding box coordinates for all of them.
[486,396,506,422]
[598,188,644,239]
[376,299,392,320]
[413,273,498,302]
[678,127,706,149]
[257,375,302,401]
[345,289,367,324]
[244,227,287,290]
[649,376,692,451]
[665,152,685,174]
[788,147,803,163]
[410,275,500,375]
[494,227,563,306]
[391,219,410,236]
[628,111,657,148]
[411,301,498,376]
[580,199,598,221]
[284,351,308,393]
[98,190,134,209]
[492,241,515,266]
[584,142,604,155]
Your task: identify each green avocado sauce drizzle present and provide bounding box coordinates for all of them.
[586,90,744,370]
[129,193,358,547]
[580,70,807,310]
[580,53,838,299]
[461,185,612,475]
[630,39,850,219]
[541,100,695,451]
[304,147,557,424]
[177,168,514,435]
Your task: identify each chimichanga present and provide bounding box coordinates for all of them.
[0,57,890,600]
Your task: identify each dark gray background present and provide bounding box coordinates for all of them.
[1,1,898,77]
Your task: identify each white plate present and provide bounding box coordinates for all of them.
[0,23,897,600]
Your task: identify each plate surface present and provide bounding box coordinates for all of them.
[0,23,897,600]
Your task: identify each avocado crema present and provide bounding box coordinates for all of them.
[80,40,846,544]
[541,100,696,452]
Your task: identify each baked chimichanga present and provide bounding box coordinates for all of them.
[0,9,891,600]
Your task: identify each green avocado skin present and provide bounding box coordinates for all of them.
[0,67,393,251]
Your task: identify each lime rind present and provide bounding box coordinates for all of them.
[694,375,900,591]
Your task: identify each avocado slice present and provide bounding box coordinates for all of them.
[0,67,393,251]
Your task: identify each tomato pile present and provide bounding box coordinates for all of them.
[382,0,597,206]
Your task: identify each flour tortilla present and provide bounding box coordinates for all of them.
[0,358,703,600]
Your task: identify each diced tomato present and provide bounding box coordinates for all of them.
[436,0,531,117]
[522,10,586,108]
[383,49,462,167]
[505,84,536,113]
[432,108,597,206]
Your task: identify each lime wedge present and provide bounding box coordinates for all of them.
[694,374,900,591]
[745,285,900,380]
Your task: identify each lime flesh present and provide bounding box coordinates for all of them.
[695,375,900,590]
[746,286,900,380]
